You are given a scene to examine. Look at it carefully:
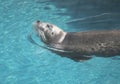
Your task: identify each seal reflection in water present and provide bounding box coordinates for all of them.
[33,20,120,62]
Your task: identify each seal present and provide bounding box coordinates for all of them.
[33,20,120,61]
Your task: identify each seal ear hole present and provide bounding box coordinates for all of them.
[91,48,95,51]
[52,32,54,35]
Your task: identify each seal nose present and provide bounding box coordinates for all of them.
[34,20,45,31]
[36,20,40,23]
[33,20,41,29]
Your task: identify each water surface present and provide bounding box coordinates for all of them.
[0,0,120,84]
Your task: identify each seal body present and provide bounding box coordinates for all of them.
[33,21,120,61]
[57,31,120,57]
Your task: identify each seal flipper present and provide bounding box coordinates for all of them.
[110,56,120,60]
[46,44,93,62]
[51,49,93,62]
[68,55,92,62]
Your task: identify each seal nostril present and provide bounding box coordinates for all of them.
[36,20,40,23]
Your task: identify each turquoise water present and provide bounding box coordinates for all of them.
[0,0,120,84]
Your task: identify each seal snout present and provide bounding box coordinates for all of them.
[35,20,41,26]
[34,20,40,27]
[34,20,45,32]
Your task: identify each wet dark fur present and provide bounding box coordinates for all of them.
[56,30,120,57]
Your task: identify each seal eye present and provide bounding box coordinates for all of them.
[47,24,50,28]
[46,24,53,30]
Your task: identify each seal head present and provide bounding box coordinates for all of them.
[34,21,66,44]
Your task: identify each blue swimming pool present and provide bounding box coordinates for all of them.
[0,0,120,84]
